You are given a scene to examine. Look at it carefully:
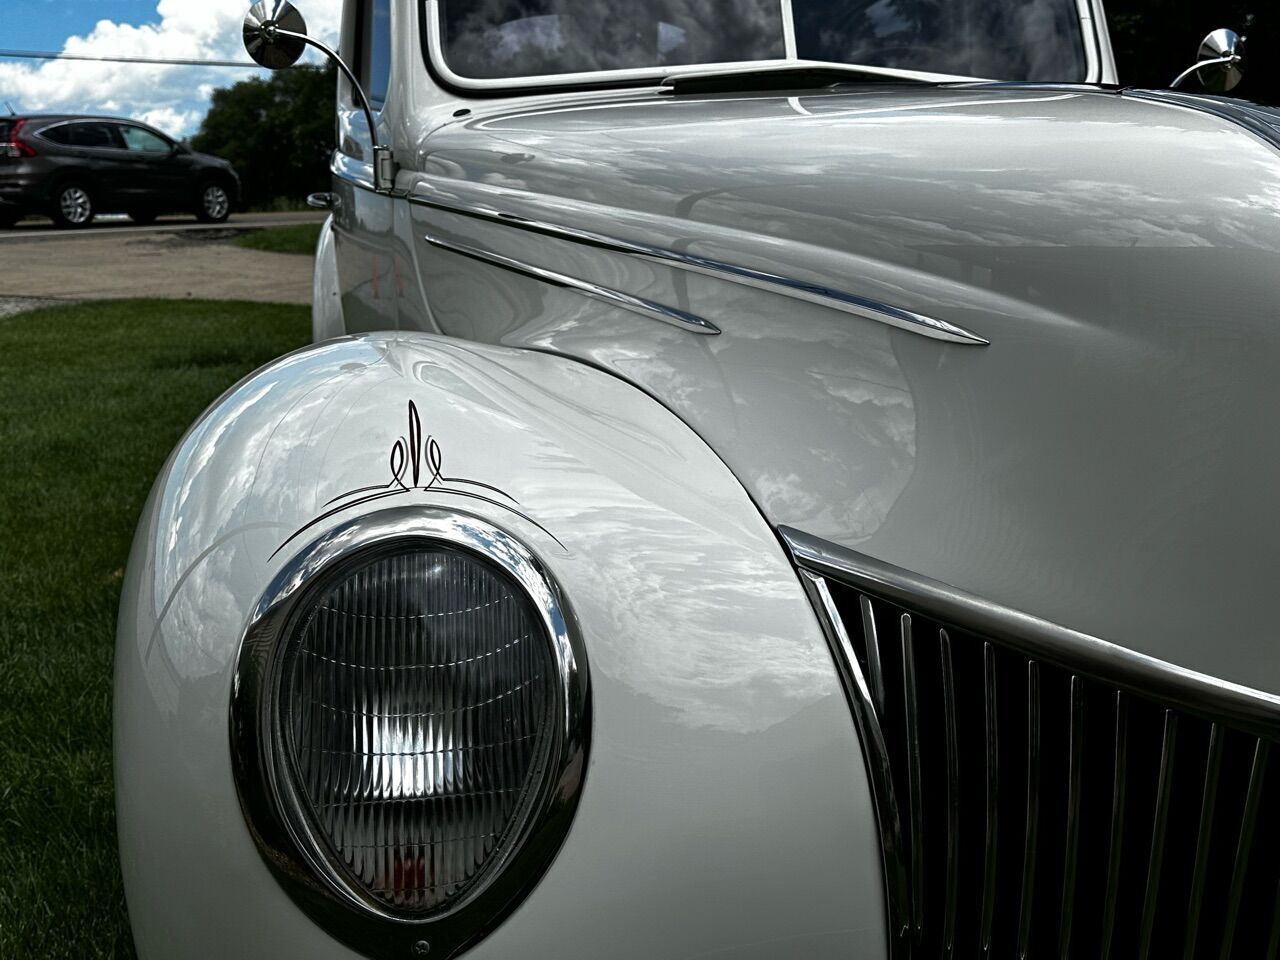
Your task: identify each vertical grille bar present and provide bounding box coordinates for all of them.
[901,613,924,938]
[860,595,886,719]
[1183,723,1224,958]
[979,642,999,956]
[801,574,911,938]
[1017,660,1041,960]
[940,629,960,956]
[1219,739,1269,960]
[1059,676,1085,959]
[1137,709,1179,960]
[1100,691,1128,960]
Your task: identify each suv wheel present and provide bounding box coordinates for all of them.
[52,183,95,228]
[195,182,231,223]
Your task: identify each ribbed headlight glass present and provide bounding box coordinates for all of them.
[276,546,555,917]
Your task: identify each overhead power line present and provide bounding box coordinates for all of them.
[0,49,287,68]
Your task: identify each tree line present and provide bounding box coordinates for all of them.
[1108,1,1275,102]
[190,63,336,211]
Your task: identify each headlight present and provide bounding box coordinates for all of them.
[232,508,589,960]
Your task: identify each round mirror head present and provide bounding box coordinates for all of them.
[1198,28,1244,93]
[243,0,308,70]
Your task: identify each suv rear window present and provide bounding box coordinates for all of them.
[47,123,124,149]
[40,124,75,145]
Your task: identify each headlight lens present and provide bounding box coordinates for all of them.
[279,547,554,916]
[232,509,589,960]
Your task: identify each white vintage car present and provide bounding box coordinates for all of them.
[115,2,1280,958]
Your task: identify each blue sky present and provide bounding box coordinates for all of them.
[2,0,338,136]
[10,0,159,50]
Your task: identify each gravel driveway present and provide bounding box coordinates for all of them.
[0,214,324,309]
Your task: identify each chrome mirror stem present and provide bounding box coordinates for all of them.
[270,28,397,194]
[243,1,398,193]
[1170,28,1245,93]
[1170,53,1239,90]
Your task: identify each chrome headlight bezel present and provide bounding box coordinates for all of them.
[230,507,590,960]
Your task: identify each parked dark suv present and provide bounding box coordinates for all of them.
[0,115,240,228]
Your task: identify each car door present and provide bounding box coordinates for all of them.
[114,123,187,209]
[62,122,130,207]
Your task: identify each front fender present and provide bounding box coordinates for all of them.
[115,332,885,959]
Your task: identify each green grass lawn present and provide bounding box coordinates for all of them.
[0,299,309,958]
[233,221,324,255]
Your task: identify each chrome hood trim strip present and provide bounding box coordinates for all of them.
[781,526,1280,738]
[423,232,721,335]
[409,187,988,346]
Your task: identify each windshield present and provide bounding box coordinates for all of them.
[433,0,1088,84]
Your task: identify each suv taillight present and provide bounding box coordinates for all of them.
[3,120,37,159]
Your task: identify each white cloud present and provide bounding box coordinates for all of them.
[0,0,340,138]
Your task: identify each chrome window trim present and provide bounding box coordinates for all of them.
[230,506,591,960]
[422,0,981,93]
[408,186,988,345]
[780,0,797,60]
[420,0,1104,92]
[1086,0,1118,84]
[781,526,1280,737]
[1075,0,1100,82]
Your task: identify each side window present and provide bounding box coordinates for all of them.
[119,126,171,153]
[40,125,75,146]
[70,123,124,149]
[354,0,391,107]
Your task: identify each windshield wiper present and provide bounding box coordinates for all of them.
[661,62,937,96]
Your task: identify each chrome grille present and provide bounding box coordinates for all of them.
[783,527,1280,960]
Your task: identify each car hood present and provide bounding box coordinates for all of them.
[414,84,1280,695]
[190,150,234,170]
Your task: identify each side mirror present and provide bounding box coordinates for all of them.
[243,0,309,70]
[242,0,397,193]
[1170,28,1245,93]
